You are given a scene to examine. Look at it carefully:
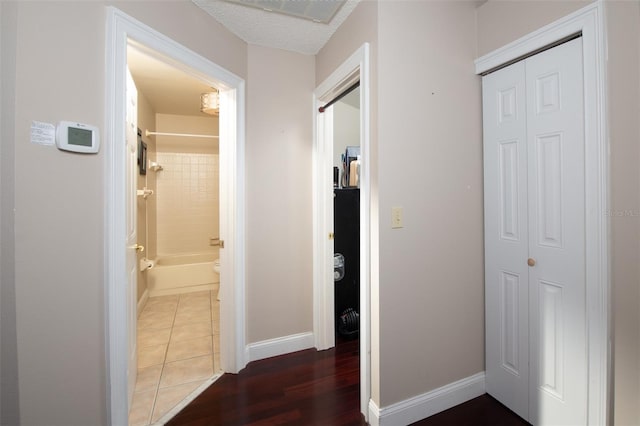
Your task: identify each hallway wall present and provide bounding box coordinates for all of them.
[11,3,107,424]
[377,0,483,407]
[246,44,315,343]
[476,0,594,56]
[605,2,640,423]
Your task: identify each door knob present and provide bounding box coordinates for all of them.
[527,258,536,267]
[133,244,145,253]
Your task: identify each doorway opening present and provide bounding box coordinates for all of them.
[106,8,247,426]
[126,40,223,425]
[329,85,361,344]
[313,43,371,419]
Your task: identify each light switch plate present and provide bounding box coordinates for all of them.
[392,206,403,229]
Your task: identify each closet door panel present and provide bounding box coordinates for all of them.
[526,37,587,426]
[482,60,529,421]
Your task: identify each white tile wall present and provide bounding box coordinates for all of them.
[156,152,219,255]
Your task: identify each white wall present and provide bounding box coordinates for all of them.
[377,0,484,406]
[245,44,315,343]
[605,1,640,424]
[476,0,594,57]
[333,96,360,171]
[13,3,106,423]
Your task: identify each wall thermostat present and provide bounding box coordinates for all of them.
[56,121,100,154]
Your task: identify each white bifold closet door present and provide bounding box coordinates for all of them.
[483,37,586,425]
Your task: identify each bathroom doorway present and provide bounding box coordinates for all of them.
[126,40,223,425]
[105,8,247,426]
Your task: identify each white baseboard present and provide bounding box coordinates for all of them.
[137,288,149,314]
[148,283,216,298]
[368,372,486,426]
[247,332,315,363]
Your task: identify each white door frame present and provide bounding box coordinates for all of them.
[313,43,371,419]
[475,3,609,424]
[105,8,247,425]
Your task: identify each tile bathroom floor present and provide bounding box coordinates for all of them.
[129,289,221,426]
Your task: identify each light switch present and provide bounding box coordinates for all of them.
[391,206,403,229]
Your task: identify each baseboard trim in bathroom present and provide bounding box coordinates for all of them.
[367,372,486,426]
[247,332,315,363]
[148,283,216,298]
[137,288,149,314]
[152,372,224,426]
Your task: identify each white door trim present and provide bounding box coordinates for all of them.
[105,8,247,425]
[313,43,371,419]
[475,3,609,424]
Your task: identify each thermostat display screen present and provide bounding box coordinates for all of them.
[68,127,92,147]
[55,121,99,154]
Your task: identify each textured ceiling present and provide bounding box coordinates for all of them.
[192,0,361,55]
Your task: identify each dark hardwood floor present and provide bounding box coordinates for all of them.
[409,394,530,426]
[167,339,529,426]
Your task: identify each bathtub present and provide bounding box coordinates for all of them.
[147,251,219,297]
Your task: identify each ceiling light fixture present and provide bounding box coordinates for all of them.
[200,90,219,115]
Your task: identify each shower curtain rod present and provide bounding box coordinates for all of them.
[145,130,219,139]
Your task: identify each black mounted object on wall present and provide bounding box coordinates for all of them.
[137,128,147,175]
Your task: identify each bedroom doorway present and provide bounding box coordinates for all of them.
[313,43,372,420]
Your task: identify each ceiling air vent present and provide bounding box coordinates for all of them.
[222,0,346,24]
